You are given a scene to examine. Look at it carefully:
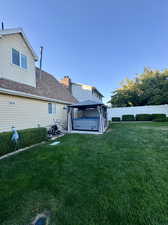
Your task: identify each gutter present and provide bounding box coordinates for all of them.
[0,88,74,105]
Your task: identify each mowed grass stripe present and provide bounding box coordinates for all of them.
[0,122,168,225]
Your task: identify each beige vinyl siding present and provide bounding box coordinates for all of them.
[0,34,36,87]
[0,94,68,132]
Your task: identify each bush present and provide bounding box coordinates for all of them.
[122,115,135,121]
[112,117,121,122]
[153,118,167,122]
[0,127,47,157]
[136,114,153,121]
[151,114,166,121]
[152,115,168,122]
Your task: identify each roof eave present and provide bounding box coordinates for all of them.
[0,88,75,105]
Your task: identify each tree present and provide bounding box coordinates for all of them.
[109,68,168,107]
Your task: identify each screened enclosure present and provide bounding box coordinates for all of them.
[68,100,108,134]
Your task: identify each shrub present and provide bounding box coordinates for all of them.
[151,114,166,121]
[112,117,121,122]
[153,118,167,122]
[152,116,168,122]
[136,114,153,121]
[122,115,135,121]
[0,127,47,157]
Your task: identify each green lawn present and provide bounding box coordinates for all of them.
[1,122,168,225]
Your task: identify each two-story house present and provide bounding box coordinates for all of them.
[0,28,77,132]
[60,76,104,102]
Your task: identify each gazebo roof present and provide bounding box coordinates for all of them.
[69,100,104,108]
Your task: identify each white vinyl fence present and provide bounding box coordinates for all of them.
[108,104,168,120]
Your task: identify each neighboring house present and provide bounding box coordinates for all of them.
[60,76,104,102]
[0,28,77,132]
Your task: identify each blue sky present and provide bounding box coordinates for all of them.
[1,0,168,102]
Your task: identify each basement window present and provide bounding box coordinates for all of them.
[12,48,27,69]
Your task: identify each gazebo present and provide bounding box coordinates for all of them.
[67,100,108,134]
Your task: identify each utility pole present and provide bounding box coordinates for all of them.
[39,46,44,79]
[1,22,4,30]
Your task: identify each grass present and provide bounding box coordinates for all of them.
[1,122,168,225]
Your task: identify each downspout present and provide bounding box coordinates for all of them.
[68,107,72,133]
[98,106,102,133]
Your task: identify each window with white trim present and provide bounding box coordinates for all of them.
[52,103,56,114]
[12,48,27,69]
[21,54,27,69]
[48,103,56,114]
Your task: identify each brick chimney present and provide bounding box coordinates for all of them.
[60,76,72,92]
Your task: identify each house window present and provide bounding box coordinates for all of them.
[21,54,27,69]
[48,103,56,114]
[48,103,52,114]
[12,48,27,69]
[52,103,56,114]
[12,48,20,66]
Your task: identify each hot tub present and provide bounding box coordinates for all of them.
[73,117,99,131]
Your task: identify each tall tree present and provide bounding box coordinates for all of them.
[109,68,168,107]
